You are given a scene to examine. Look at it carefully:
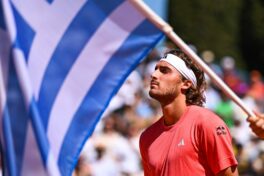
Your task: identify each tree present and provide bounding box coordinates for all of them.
[240,0,264,74]
[168,0,244,67]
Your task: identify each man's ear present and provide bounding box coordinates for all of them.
[181,80,192,91]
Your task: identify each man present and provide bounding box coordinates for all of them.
[247,113,264,139]
[139,49,238,176]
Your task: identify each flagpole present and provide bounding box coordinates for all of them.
[130,0,255,118]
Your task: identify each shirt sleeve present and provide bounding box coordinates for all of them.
[196,112,238,174]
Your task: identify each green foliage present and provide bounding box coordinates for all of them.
[240,0,264,72]
[168,0,243,67]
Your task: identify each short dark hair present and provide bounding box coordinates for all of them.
[165,49,206,106]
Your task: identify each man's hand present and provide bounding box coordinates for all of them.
[247,112,264,139]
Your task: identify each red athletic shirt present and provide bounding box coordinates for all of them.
[139,105,237,176]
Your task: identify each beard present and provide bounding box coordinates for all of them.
[149,86,178,104]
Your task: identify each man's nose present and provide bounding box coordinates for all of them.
[151,69,159,79]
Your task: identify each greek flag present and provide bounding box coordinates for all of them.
[0,0,164,175]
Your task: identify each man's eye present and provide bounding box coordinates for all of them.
[160,67,169,73]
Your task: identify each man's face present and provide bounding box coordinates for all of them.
[149,60,184,102]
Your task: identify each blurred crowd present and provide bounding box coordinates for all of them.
[73,43,264,176]
[1,42,263,176]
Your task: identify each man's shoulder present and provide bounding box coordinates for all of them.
[189,105,217,117]
[141,117,163,136]
[139,117,164,148]
[189,105,223,124]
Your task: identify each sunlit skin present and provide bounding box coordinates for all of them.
[149,60,192,126]
[148,60,238,176]
[247,112,264,139]
[149,61,183,104]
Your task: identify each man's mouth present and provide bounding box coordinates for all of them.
[150,80,159,87]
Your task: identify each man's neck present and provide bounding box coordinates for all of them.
[161,96,187,126]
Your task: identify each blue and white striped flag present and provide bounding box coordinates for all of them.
[0,0,164,175]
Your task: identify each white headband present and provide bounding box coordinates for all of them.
[160,53,197,87]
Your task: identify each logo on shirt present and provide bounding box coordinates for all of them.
[216,125,227,135]
[177,138,185,146]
